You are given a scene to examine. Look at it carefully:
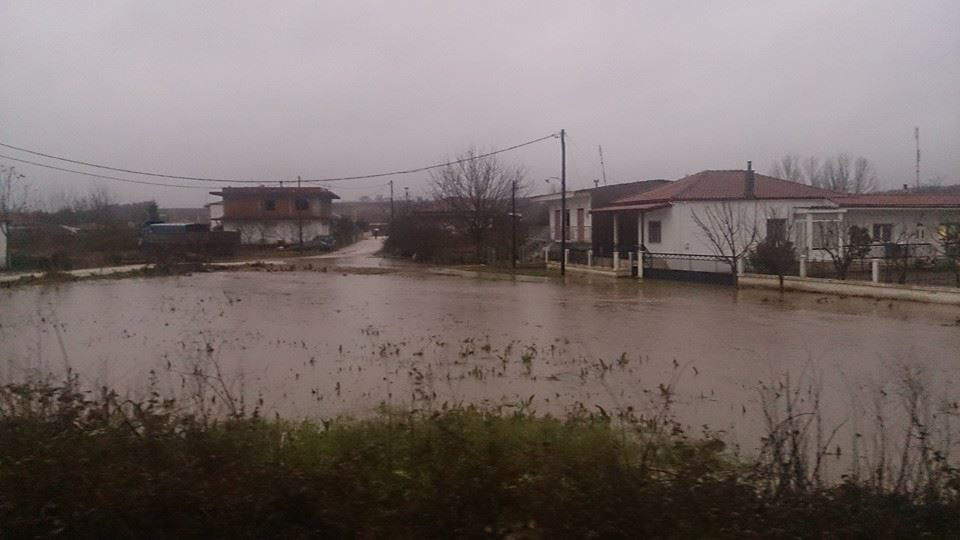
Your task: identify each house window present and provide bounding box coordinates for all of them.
[872,223,892,243]
[648,221,662,244]
[295,197,309,211]
[766,218,787,242]
[263,199,277,211]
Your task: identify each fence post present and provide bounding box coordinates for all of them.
[636,251,643,279]
[587,249,592,267]
[799,255,807,278]
[871,258,880,283]
[543,246,549,263]
[564,248,570,266]
[628,251,634,274]
[613,251,620,271]
[736,256,745,277]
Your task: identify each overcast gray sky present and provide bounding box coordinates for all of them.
[2,1,958,207]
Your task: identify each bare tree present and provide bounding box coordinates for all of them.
[932,223,960,287]
[84,184,118,225]
[821,154,853,193]
[852,156,878,194]
[802,156,824,189]
[778,154,877,193]
[1,165,30,219]
[691,201,760,275]
[817,223,872,280]
[769,154,804,183]
[430,148,526,261]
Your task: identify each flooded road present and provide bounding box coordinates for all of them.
[2,244,959,453]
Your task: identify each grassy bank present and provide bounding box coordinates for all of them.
[1,380,957,538]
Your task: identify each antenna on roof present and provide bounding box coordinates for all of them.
[915,127,920,189]
[598,146,608,185]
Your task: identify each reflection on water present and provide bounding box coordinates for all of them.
[2,260,959,453]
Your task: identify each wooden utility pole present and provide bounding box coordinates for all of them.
[297,175,303,251]
[560,129,566,276]
[511,178,517,269]
[389,180,395,228]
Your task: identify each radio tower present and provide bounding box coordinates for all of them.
[915,127,920,189]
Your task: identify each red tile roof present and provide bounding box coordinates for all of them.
[211,186,340,199]
[604,170,840,206]
[832,194,960,208]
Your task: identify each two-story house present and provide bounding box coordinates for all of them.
[211,186,340,245]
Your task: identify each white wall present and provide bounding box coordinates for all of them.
[544,193,591,242]
[642,199,832,256]
[225,219,331,245]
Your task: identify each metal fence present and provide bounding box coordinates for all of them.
[754,247,960,289]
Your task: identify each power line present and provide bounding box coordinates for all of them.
[300,133,559,183]
[0,153,214,190]
[0,133,558,185]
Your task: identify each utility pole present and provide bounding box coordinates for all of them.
[511,178,517,269]
[560,129,566,276]
[389,180,395,228]
[297,175,303,251]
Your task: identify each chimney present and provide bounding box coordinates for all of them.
[745,161,756,199]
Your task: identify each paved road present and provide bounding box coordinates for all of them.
[0,237,386,283]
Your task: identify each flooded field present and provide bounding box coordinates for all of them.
[2,249,959,454]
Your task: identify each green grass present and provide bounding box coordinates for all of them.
[0,380,957,538]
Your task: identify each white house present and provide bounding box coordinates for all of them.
[591,167,960,278]
[531,179,670,249]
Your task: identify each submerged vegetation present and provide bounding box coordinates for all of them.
[0,375,957,538]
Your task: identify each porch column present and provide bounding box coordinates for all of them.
[587,249,593,267]
[871,258,880,283]
[799,255,807,278]
[637,212,643,250]
[637,251,644,279]
[613,251,619,270]
[543,246,549,262]
[805,213,813,255]
[628,251,633,272]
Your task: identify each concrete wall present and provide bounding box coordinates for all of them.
[224,219,331,245]
[544,192,591,242]
[740,273,960,305]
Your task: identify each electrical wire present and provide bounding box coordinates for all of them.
[0,153,214,190]
[0,133,559,185]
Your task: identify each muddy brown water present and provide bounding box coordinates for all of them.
[2,253,959,457]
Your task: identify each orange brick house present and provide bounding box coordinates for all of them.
[211,186,340,245]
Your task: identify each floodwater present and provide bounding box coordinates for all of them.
[2,240,959,454]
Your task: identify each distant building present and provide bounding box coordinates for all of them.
[210,187,340,245]
[158,207,210,224]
